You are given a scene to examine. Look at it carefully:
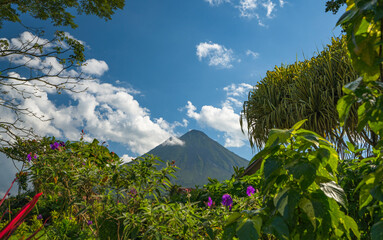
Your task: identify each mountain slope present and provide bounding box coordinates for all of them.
[145,130,249,187]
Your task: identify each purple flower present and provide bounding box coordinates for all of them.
[50,142,60,150]
[130,188,137,195]
[27,153,32,162]
[37,214,42,220]
[247,185,255,197]
[222,194,233,210]
[59,142,65,147]
[207,197,213,207]
[33,154,38,159]
[87,220,93,226]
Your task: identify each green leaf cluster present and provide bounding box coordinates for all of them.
[0,0,125,29]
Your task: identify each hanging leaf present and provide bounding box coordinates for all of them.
[319,181,348,209]
[236,219,259,240]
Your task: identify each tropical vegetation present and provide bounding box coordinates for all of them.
[1,0,383,239]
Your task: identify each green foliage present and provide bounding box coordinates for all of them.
[224,120,360,239]
[335,2,383,238]
[204,172,262,207]
[0,0,125,29]
[241,37,361,152]
[3,2,383,239]
[1,136,180,239]
[326,0,347,14]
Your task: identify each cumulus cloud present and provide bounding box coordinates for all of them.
[81,59,109,76]
[0,77,181,154]
[185,101,247,147]
[196,42,235,69]
[184,82,254,147]
[0,32,185,155]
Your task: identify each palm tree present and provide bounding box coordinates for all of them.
[241,37,374,153]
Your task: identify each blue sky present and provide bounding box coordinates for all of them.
[0,0,344,171]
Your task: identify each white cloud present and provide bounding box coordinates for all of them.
[205,0,230,6]
[224,97,243,108]
[262,0,276,18]
[223,83,253,97]
[184,83,254,147]
[9,31,52,50]
[196,42,235,69]
[246,50,259,59]
[204,0,283,26]
[81,59,109,76]
[121,154,135,163]
[185,101,247,147]
[63,32,87,47]
[161,136,185,146]
[238,0,258,18]
[0,32,186,155]
[0,78,180,154]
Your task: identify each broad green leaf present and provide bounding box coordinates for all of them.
[371,220,383,240]
[252,216,263,234]
[295,129,324,148]
[315,146,339,175]
[356,169,376,189]
[222,223,237,240]
[236,219,259,240]
[342,77,362,94]
[265,128,292,148]
[319,181,348,210]
[290,119,308,132]
[274,188,300,221]
[225,212,243,226]
[344,215,360,239]
[315,168,337,182]
[299,197,316,229]
[346,141,355,153]
[287,161,316,189]
[264,216,289,240]
[336,8,358,26]
[264,157,282,181]
[359,184,374,210]
[337,95,356,126]
[308,191,333,230]
[357,102,371,132]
